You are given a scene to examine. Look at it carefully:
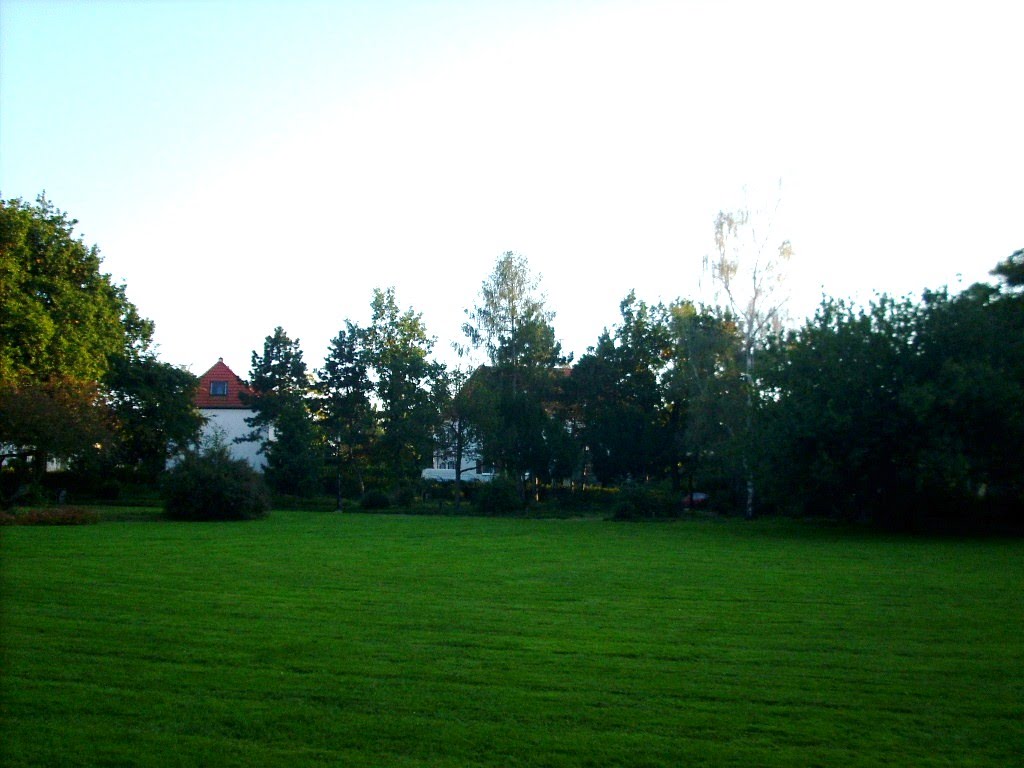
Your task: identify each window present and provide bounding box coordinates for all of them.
[210,381,228,396]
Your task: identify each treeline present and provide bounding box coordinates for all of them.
[241,248,1024,530]
[2,195,1022,529]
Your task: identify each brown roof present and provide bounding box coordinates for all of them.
[195,359,255,409]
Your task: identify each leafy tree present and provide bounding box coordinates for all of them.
[0,378,112,487]
[0,195,152,384]
[315,321,375,506]
[362,287,441,483]
[991,247,1024,290]
[0,195,153,487]
[430,364,477,509]
[755,262,1024,529]
[573,293,671,484]
[462,252,570,496]
[665,301,745,500]
[244,327,320,496]
[755,295,918,521]
[703,199,792,516]
[103,354,204,480]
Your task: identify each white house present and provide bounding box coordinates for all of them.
[421,439,494,482]
[195,359,268,471]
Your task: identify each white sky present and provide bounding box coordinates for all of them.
[2,0,1021,377]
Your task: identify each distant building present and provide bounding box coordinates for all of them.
[195,359,268,470]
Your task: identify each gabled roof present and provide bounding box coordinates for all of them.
[195,358,256,410]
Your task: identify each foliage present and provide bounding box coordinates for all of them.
[0,506,99,526]
[161,438,270,521]
[359,489,391,510]
[573,293,671,484]
[0,378,112,475]
[314,321,374,505]
[462,252,572,492]
[755,268,1024,528]
[471,475,525,515]
[363,287,442,482]
[0,195,156,485]
[244,327,320,496]
[611,482,680,520]
[102,353,204,479]
[0,195,152,385]
[703,197,793,516]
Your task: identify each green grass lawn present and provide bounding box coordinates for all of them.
[1,512,1022,767]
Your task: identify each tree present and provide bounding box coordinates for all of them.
[573,293,671,484]
[244,327,319,496]
[665,301,745,499]
[315,321,375,507]
[991,248,1024,290]
[103,353,204,480]
[0,195,154,488]
[703,196,793,516]
[754,263,1024,529]
[362,287,441,484]
[462,252,569,496]
[430,364,476,509]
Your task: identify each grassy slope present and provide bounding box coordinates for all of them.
[1,512,1022,767]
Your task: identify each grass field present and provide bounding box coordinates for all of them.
[1,511,1022,767]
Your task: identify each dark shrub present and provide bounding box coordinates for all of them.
[472,476,525,516]
[161,445,269,521]
[0,506,99,526]
[422,480,456,502]
[360,489,391,510]
[391,481,419,508]
[613,483,679,520]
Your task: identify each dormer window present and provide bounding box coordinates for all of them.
[210,381,228,396]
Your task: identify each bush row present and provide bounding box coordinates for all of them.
[0,507,99,526]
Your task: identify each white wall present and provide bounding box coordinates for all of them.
[201,409,267,471]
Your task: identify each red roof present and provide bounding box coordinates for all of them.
[195,359,255,409]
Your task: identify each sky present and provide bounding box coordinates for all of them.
[2,0,1022,377]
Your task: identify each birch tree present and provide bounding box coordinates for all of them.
[702,191,793,516]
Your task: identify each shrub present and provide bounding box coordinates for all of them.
[612,483,680,521]
[0,506,99,526]
[391,481,419,508]
[472,476,525,516]
[161,445,270,521]
[359,490,391,510]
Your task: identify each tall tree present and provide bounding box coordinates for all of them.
[103,354,204,480]
[430,363,478,509]
[315,321,374,506]
[574,293,671,484]
[0,195,154,486]
[702,196,792,516]
[462,252,569,494]
[755,263,1024,529]
[362,287,441,484]
[665,301,744,498]
[244,327,319,496]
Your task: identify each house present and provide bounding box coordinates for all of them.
[195,359,268,470]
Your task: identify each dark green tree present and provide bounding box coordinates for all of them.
[573,293,671,484]
[462,252,570,497]
[0,195,154,488]
[244,327,320,496]
[665,301,746,502]
[363,288,441,484]
[430,364,477,509]
[755,261,1024,528]
[315,321,375,506]
[103,354,204,480]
